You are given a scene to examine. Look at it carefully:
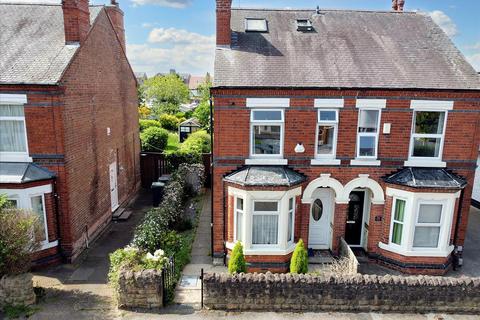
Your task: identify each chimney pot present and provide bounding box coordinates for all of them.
[392,0,405,11]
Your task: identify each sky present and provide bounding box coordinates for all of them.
[99,0,479,76]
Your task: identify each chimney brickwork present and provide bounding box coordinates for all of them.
[216,0,232,46]
[62,0,90,44]
[105,0,126,51]
[392,0,405,11]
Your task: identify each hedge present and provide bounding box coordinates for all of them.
[139,119,161,132]
[140,126,169,152]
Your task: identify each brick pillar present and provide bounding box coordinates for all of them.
[331,203,348,254]
[297,203,310,246]
[367,204,385,254]
[216,0,232,46]
[62,0,90,44]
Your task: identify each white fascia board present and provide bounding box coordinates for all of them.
[246,98,290,108]
[245,158,288,165]
[410,100,454,111]
[314,99,344,108]
[0,94,27,105]
[356,99,386,109]
[403,160,447,168]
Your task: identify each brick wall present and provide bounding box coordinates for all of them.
[59,8,140,261]
[212,87,480,272]
[204,272,480,313]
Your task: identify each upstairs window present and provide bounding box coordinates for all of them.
[245,18,268,32]
[316,110,338,158]
[410,111,446,159]
[356,109,380,158]
[0,104,27,153]
[297,19,313,31]
[250,109,284,157]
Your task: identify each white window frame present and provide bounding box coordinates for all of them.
[234,197,244,243]
[379,187,458,257]
[315,109,339,160]
[0,96,32,162]
[251,200,280,248]
[226,187,301,255]
[356,108,381,160]
[245,18,268,32]
[412,201,445,249]
[388,197,407,248]
[406,110,448,166]
[249,109,285,159]
[0,184,57,251]
[287,197,295,245]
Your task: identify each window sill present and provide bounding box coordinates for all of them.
[38,240,59,252]
[379,242,454,257]
[311,159,341,166]
[404,160,446,168]
[226,241,296,256]
[245,158,288,165]
[0,153,32,163]
[350,159,381,166]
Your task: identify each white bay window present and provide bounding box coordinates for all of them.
[227,186,301,255]
[380,187,458,257]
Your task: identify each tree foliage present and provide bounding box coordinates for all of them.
[159,114,182,131]
[290,239,308,274]
[179,130,211,154]
[139,119,161,132]
[140,126,169,152]
[142,74,190,115]
[193,76,213,130]
[228,241,247,274]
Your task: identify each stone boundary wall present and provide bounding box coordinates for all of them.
[339,238,359,274]
[117,269,163,309]
[0,273,36,310]
[203,272,480,313]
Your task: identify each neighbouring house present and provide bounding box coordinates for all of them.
[156,69,191,85]
[179,118,201,142]
[0,0,140,266]
[211,0,480,275]
[135,72,148,86]
[188,74,212,101]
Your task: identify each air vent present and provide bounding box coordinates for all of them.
[297,19,313,32]
[245,18,268,32]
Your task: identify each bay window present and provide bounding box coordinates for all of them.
[380,187,457,257]
[234,197,244,242]
[250,109,284,158]
[287,197,295,243]
[252,201,279,245]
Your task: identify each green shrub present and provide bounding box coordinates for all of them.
[228,242,247,274]
[139,119,161,132]
[140,126,169,152]
[179,130,211,155]
[0,200,42,276]
[159,114,181,131]
[290,239,308,274]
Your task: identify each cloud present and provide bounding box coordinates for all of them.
[127,28,215,76]
[130,0,191,8]
[466,53,480,71]
[428,10,458,38]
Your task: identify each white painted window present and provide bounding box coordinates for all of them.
[356,109,380,158]
[250,109,284,158]
[31,195,48,242]
[0,104,31,162]
[252,201,279,245]
[413,203,443,248]
[234,197,244,242]
[409,111,447,160]
[245,18,268,32]
[287,197,295,244]
[180,127,190,133]
[315,110,338,159]
[380,187,457,257]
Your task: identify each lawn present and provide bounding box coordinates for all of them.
[165,131,180,153]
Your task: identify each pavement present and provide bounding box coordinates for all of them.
[458,205,480,277]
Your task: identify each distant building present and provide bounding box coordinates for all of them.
[156,69,190,85]
[134,72,148,85]
[179,118,201,142]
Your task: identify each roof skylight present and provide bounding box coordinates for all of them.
[297,19,313,32]
[245,18,268,32]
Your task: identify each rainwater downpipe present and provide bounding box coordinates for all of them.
[52,177,64,261]
[452,188,465,271]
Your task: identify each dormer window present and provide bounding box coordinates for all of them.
[297,19,313,32]
[245,18,268,32]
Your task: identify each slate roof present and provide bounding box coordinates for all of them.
[214,8,480,90]
[383,167,467,189]
[0,162,55,184]
[179,118,201,127]
[0,3,103,85]
[224,166,306,187]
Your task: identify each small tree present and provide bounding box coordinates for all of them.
[228,241,247,274]
[140,127,169,152]
[159,114,181,131]
[142,74,189,115]
[139,119,161,132]
[290,239,308,274]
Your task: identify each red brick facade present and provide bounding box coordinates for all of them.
[211,88,480,274]
[0,5,140,265]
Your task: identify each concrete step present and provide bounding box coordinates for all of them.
[117,209,133,221]
[112,207,126,220]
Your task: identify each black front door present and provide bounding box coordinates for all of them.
[345,191,365,246]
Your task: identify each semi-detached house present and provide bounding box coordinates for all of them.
[211,0,480,274]
[0,0,140,266]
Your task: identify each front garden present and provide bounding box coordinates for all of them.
[108,163,205,308]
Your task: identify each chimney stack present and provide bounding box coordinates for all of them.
[216,0,232,47]
[62,0,90,44]
[105,0,126,51]
[392,0,405,11]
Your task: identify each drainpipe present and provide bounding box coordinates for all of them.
[209,95,214,260]
[222,181,227,266]
[52,177,64,261]
[452,188,465,271]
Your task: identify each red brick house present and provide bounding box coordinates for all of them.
[0,0,140,266]
[211,0,480,274]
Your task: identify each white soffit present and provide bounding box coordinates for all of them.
[410,100,454,110]
[314,99,344,108]
[246,98,290,108]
